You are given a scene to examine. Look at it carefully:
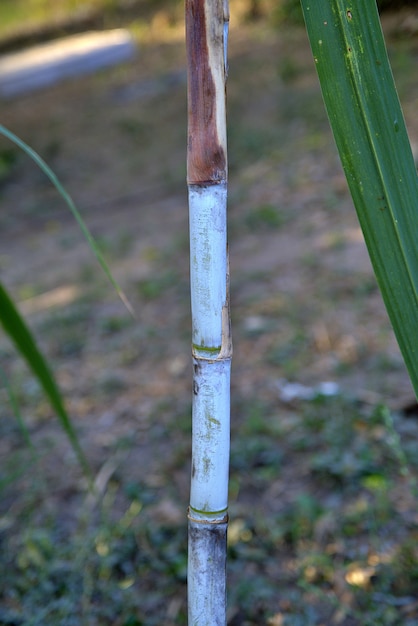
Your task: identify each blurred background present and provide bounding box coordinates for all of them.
[1,1,418,624]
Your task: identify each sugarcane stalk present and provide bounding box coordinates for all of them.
[185,0,231,622]
[301,0,418,396]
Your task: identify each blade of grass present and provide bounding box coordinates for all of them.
[301,0,418,395]
[0,281,90,476]
[0,124,134,317]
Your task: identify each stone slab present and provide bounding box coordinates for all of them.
[0,29,137,98]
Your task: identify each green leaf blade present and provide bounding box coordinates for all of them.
[0,124,134,318]
[301,0,418,395]
[0,281,90,475]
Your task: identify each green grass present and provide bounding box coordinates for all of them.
[0,0,114,40]
[244,204,286,231]
[226,395,418,624]
[1,485,188,625]
[2,354,418,624]
[0,1,71,37]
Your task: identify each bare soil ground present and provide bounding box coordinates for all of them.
[1,9,418,625]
